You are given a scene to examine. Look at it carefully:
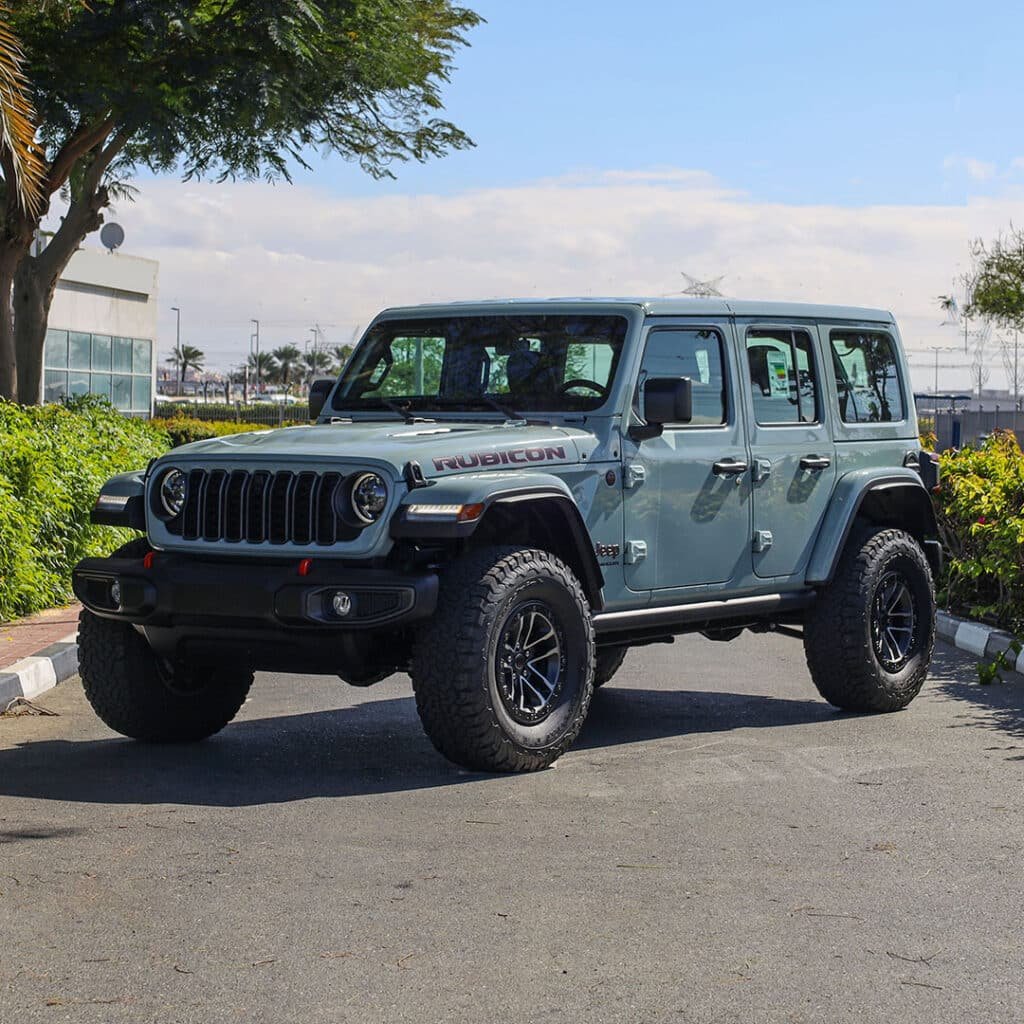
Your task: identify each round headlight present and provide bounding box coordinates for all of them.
[159,469,188,517]
[350,472,388,525]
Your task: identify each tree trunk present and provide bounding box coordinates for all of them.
[0,257,18,402]
[13,255,51,405]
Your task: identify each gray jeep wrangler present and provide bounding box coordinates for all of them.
[74,298,940,772]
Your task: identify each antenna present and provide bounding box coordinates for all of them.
[100,222,125,253]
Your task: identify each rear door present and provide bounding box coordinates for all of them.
[738,321,836,579]
[622,319,752,593]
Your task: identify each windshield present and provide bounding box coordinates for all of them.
[331,314,628,415]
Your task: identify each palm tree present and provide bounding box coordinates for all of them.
[0,5,47,217]
[304,349,333,382]
[272,345,302,388]
[177,344,202,385]
[331,343,353,372]
[247,350,278,383]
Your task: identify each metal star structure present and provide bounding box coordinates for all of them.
[678,272,726,298]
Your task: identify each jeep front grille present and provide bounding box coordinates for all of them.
[168,469,361,545]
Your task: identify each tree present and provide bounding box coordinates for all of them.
[0,1,481,403]
[272,345,302,387]
[967,229,1024,332]
[167,343,204,384]
[247,350,278,389]
[304,349,333,381]
[331,343,354,373]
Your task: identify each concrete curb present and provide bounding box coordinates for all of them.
[936,611,1023,675]
[0,632,79,709]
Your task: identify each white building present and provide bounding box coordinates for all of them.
[41,247,158,416]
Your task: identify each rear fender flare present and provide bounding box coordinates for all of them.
[806,468,939,586]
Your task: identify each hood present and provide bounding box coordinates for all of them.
[163,420,597,479]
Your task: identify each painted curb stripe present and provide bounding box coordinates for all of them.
[955,621,993,658]
[0,638,78,707]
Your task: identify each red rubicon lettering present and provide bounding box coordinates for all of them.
[432,445,568,472]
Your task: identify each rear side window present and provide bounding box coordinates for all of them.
[830,330,905,423]
[639,328,727,426]
[746,329,819,425]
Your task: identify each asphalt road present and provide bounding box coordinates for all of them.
[0,632,1022,1024]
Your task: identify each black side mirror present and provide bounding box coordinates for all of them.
[645,376,692,425]
[308,378,335,420]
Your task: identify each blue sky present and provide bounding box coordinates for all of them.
[312,0,1023,207]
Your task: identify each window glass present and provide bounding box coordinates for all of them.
[91,334,111,370]
[44,370,67,403]
[91,374,112,400]
[69,372,90,397]
[132,375,151,412]
[747,329,819,425]
[69,332,91,370]
[639,328,726,426]
[111,374,132,411]
[830,330,905,423]
[334,315,627,414]
[133,338,151,374]
[44,329,68,368]
[112,337,133,373]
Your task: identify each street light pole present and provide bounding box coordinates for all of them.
[171,306,181,396]
[251,318,260,396]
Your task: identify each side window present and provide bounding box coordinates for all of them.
[829,330,905,423]
[639,328,726,426]
[746,329,819,425]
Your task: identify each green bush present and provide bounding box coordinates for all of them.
[933,430,1024,632]
[0,397,169,621]
[151,416,299,448]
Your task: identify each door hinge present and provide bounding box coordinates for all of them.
[624,540,648,564]
[623,464,646,489]
[753,530,773,553]
[752,459,772,483]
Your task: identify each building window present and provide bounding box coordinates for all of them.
[43,329,153,415]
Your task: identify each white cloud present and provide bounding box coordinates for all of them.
[943,155,997,182]
[90,168,1024,391]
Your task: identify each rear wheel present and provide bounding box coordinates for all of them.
[804,527,934,712]
[410,546,595,772]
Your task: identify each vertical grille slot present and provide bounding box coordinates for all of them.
[202,470,227,540]
[316,473,342,545]
[182,469,205,540]
[292,472,317,545]
[246,471,270,542]
[268,472,294,544]
[224,471,248,542]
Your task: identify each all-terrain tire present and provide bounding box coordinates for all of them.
[410,546,595,772]
[804,527,935,712]
[78,541,253,741]
[593,645,629,688]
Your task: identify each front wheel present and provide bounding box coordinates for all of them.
[804,527,935,712]
[410,546,595,772]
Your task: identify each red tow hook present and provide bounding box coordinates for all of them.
[298,558,313,577]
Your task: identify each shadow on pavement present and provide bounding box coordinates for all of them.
[930,642,1024,755]
[0,687,836,807]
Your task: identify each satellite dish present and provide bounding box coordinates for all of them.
[100,222,125,252]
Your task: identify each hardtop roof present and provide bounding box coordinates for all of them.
[375,296,895,323]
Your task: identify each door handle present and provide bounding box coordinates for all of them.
[712,458,750,477]
[799,454,831,471]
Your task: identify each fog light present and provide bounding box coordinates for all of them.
[332,591,352,617]
[110,580,122,607]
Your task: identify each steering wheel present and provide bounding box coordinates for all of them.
[557,378,608,398]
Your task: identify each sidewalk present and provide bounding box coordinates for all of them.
[0,603,81,707]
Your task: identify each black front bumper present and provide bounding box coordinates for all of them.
[72,552,438,632]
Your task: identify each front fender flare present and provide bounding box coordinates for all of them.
[806,468,939,586]
[90,470,147,530]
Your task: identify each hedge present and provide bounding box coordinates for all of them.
[933,430,1024,633]
[151,416,302,448]
[0,397,170,621]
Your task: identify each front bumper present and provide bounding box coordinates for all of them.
[72,552,438,632]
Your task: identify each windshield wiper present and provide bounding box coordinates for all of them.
[367,398,434,424]
[479,397,524,421]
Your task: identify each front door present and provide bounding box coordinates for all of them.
[739,322,836,579]
[622,321,752,593]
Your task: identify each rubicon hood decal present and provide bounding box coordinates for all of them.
[433,445,567,472]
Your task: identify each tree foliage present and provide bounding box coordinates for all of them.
[0,0,481,403]
[966,228,1024,332]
